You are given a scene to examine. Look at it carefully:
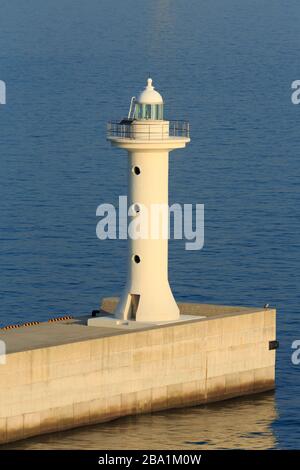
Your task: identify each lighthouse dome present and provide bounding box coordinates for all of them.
[137,78,163,104]
[133,78,164,120]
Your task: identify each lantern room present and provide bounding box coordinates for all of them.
[129,78,164,120]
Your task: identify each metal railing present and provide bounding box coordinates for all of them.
[107,120,190,140]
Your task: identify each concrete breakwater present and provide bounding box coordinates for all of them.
[0,299,276,444]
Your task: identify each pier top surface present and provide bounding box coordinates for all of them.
[0,298,268,354]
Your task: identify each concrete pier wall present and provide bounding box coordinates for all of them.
[0,303,276,444]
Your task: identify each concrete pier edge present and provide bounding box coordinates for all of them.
[0,299,276,445]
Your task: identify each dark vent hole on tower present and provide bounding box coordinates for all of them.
[133,204,140,214]
[133,255,141,264]
[133,166,141,175]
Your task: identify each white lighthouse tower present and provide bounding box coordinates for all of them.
[107,78,190,322]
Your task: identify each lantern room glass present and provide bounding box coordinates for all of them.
[134,103,163,120]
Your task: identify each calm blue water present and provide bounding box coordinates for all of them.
[1,0,299,449]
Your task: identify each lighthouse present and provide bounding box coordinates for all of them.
[107,78,190,322]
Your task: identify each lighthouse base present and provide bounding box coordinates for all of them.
[113,282,180,323]
[87,313,205,328]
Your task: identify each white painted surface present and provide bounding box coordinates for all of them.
[87,314,206,329]
[137,78,163,104]
[108,79,190,322]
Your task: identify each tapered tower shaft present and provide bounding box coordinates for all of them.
[107,79,190,322]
